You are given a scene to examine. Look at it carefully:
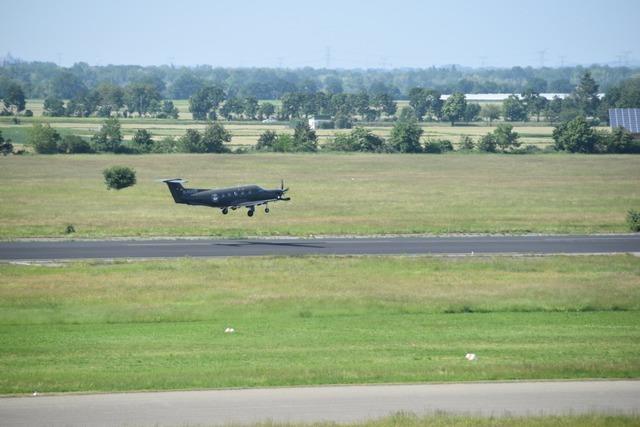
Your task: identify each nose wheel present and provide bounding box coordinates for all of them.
[265,207,270,213]
[222,208,228,215]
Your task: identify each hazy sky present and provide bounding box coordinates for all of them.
[2,0,639,68]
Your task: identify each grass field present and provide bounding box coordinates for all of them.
[0,154,638,238]
[2,99,571,149]
[0,255,638,394]
[244,413,640,427]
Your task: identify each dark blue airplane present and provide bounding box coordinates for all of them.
[162,179,290,217]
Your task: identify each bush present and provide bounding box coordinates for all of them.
[459,135,475,150]
[334,114,352,129]
[317,121,335,129]
[92,117,123,153]
[28,123,60,154]
[424,139,454,153]
[323,127,387,153]
[477,134,497,152]
[152,136,181,153]
[58,135,93,154]
[103,166,136,190]
[180,123,231,153]
[0,130,12,155]
[23,110,33,117]
[132,129,154,153]
[628,209,640,232]
[256,130,278,151]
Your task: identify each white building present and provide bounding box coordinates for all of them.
[308,115,332,130]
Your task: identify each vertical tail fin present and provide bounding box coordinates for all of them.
[162,179,187,204]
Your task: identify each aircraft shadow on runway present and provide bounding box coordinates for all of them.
[215,241,325,249]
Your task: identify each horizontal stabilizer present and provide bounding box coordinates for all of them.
[156,178,189,184]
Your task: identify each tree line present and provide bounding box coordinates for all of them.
[1,58,638,99]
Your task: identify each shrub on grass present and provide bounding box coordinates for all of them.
[424,139,454,154]
[103,166,136,190]
[57,135,93,154]
[628,209,640,232]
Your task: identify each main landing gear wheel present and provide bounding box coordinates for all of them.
[222,208,228,215]
[247,209,255,217]
[265,207,270,213]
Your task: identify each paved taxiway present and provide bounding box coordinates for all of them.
[1,234,639,261]
[2,381,639,426]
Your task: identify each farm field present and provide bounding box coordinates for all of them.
[0,255,638,394]
[4,99,574,149]
[239,413,640,427]
[0,154,638,238]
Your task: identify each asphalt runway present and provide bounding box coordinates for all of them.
[2,381,639,426]
[0,235,639,261]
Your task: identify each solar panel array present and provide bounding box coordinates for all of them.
[609,108,640,133]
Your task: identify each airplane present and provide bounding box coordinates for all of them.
[161,178,290,217]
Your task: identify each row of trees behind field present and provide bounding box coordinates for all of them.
[19,112,640,156]
[1,59,638,99]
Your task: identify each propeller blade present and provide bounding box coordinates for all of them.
[281,179,284,190]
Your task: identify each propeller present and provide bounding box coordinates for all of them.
[279,179,290,200]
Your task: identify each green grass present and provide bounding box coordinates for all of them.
[0,255,638,394]
[0,154,639,238]
[240,413,640,427]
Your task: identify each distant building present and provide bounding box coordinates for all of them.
[308,115,332,130]
[609,108,640,134]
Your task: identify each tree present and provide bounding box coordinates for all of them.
[49,71,87,99]
[132,129,154,152]
[492,124,520,152]
[220,98,244,120]
[170,73,205,99]
[258,102,276,120]
[189,85,225,120]
[159,100,179,119]
[256,130,278,150]
[480,104,501,125]
[292,122,318,152]
[442,93,467,126]
[280,93,304,119]
[243,97,259,120]
[522,89,548,122]
[373,92,397,117]
[179,129,202,152]
[463,103,481,122]
[409,88,429,120]
[95,83,125,116]
[43,97,66,116]
[92,117,123,152]
[0,130,13,155]
[28,123,61,154]
[201,122,232,153]
[103,166,136,190]
[502,95,528,121]
[389,117,423,153]
[552,116,600,153]
[124,83,162,116]
[545,96,563,124]
[573,71,600,117]
[1,81,26,115]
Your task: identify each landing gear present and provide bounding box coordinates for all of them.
[222,208,228,215]
[265,207,270,214]
[247,208,255,217]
